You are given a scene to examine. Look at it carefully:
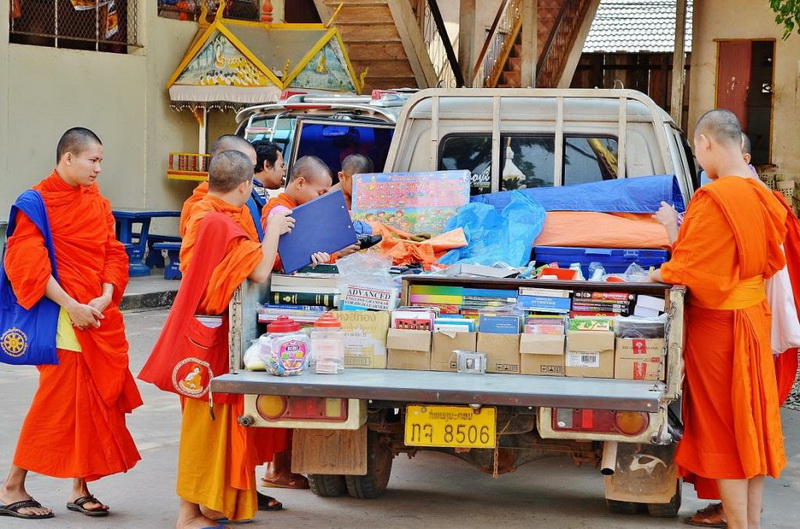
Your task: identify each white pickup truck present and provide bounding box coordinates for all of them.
[212,89,696,518]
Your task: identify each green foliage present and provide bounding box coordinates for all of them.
[770,0,800,39]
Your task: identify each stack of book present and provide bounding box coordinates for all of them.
[524,315,567,335]
[257,304,326,324]
[391,308,437,330]
[571,291,633,317]
[269,273,340,309]
[408,285,463,314]
[516,287,571,314]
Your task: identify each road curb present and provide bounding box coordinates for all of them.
[120,290,177,312]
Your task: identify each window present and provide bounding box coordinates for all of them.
[563,136,618,185]
[157,0,259,23]
[440,133,618,194]
[9,0,139,52]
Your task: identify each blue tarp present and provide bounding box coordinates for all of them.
[471,174,686,214]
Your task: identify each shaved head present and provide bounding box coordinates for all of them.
[208,150,254,193]
[288,155,331,184]
[56,127,102,164]
[741,133,751,156]
[341,154,374,176]
[694,109,742,148]
[210,134,256,159]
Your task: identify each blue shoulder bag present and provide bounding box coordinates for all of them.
[0,190,60,365]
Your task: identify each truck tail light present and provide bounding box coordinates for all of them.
[255,396,348,422]
[552,408,649,436]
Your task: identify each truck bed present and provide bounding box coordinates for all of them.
[211,370,664,412]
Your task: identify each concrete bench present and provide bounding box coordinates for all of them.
[152,242,182,280]
[146,234,182,268]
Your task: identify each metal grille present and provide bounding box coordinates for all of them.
[9,0,140,51]
[157,0,259,23]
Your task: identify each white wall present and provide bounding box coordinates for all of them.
[690,1,800,177]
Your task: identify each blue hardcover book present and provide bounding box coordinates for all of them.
[463,288,518,299]
[478,314,521,334]
[277,190,358,274]
[516,295,572,313]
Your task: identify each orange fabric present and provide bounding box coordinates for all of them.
[176,197,288,519]
[6,171,141,481]
[533,211,671,249]
[367,221,467,266]
[660,176,787,483]
[180,181,260,241]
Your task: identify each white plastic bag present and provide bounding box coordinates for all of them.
[766,263,800,355]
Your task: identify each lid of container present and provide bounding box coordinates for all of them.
[267,315,301,332]
[314,312,342,328]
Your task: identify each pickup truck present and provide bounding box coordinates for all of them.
[212,88,696,518]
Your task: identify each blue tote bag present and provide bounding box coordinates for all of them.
[0,190,60,365]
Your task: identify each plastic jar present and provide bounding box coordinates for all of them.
[310,312,345,374]
[259,316,311,376]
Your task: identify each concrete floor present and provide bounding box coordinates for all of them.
[0,307,797,529]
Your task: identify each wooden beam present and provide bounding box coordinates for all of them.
[556,0,601,88]
[520,0,537,87]
[670,0,688,127]
[458,0,476,87]
[388,0,439,88]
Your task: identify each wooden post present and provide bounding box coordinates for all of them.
[520,0,537,87]
[458,0,476,87]
[670,0,688,127]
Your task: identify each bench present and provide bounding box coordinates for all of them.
[146,234,182,268]
[152,242,182,280]
[112,209,180,277]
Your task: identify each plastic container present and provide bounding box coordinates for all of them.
[310,312,345,375]
[533,246,669,277]
[259,316,311,376]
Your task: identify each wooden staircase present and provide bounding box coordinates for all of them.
[313,0,437,91]
[491,0,600,88]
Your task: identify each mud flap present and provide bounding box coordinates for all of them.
[292,425,368,475]
[603,442,678,504]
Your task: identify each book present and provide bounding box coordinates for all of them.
[572,302,630,313]
[479,314,521,334]
[261,303,327,311]
[568,317,614,332]
[518,287,571,298]
[517,295,571,313]
[463,288,518,299]
[574,291,634,302]
[433,317,475,333]
[409,293,464,304]
[392,309,436,330]
[271,285,339,295]
[270,292,339,307]
[271,273,340,290]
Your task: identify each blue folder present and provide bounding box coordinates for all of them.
[277,190,358,274]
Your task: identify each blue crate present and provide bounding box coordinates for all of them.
[533,246,669,276]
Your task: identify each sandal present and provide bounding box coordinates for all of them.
[66,495,109,517]
[257,492,283,511]
[0,499,54,519]
[684,503,727,528]
[260,474,309,490]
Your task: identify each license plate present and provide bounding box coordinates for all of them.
[404,405,496,449]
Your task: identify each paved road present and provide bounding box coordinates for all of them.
[1,308,797,529]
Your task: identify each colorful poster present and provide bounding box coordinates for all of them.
[351,170,470,235]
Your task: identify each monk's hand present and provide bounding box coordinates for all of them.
[267,209,295,236]
[88,293,112,314]
[310,252,331,266]
[66,301,104,330]
[338,243,361,258]
[653,201,679,229]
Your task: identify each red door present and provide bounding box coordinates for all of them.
[716,40,752,130]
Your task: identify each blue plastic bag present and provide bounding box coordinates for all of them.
[438,191,546,267]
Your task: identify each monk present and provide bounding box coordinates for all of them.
[0,128,141,519]
[152,150,293,528]
[649,110,787,529]
[330,153,373,210]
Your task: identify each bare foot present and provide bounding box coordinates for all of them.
[0,489,53,518]
[177,512,225,529]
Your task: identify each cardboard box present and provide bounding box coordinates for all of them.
[615,338,666,381]
[566,331,615,378]
[477,332,520,374]
[519,334,565,376]
[431,331,477,372]
[333,311,390,369]
[386,329,432,370]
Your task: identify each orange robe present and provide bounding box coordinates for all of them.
[659,176,786,485]
[5,171,142,481]
[177,195,288,520]
[180,181,259,241]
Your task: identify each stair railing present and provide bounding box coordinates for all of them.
[486,0,524,88]
[420,0,464,87]
[536,0,586,87]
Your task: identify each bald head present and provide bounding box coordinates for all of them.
[210,134,256,160]
[694,109,743,149]
[288,155,332,185]
[208,150,254,193]
[56,127,102,164]
[741,133,752,156]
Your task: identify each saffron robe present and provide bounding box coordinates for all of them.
[6,171,141,481]
[176,195,288,521]
[660,176,787,485]
[180,181,260,242]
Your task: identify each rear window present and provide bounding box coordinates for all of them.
[439,133,618,195]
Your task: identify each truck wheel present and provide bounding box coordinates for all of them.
[606,499,643,515]
[308,474,348,497]
[647,480,682,518]
[345,430,393,499]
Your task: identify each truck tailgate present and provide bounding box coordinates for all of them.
[211,370,664,412]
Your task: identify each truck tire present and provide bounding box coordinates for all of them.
[647,480,682,518]
[308,474,348,498]
[345,430,393,499]
[606,499,642,515]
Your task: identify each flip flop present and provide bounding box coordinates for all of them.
[257,492,283,511]
[214,518,254,524]
[684,511,727,528]
[261,475,309,490]
[0,499,54,519]
[66,495,109,517]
